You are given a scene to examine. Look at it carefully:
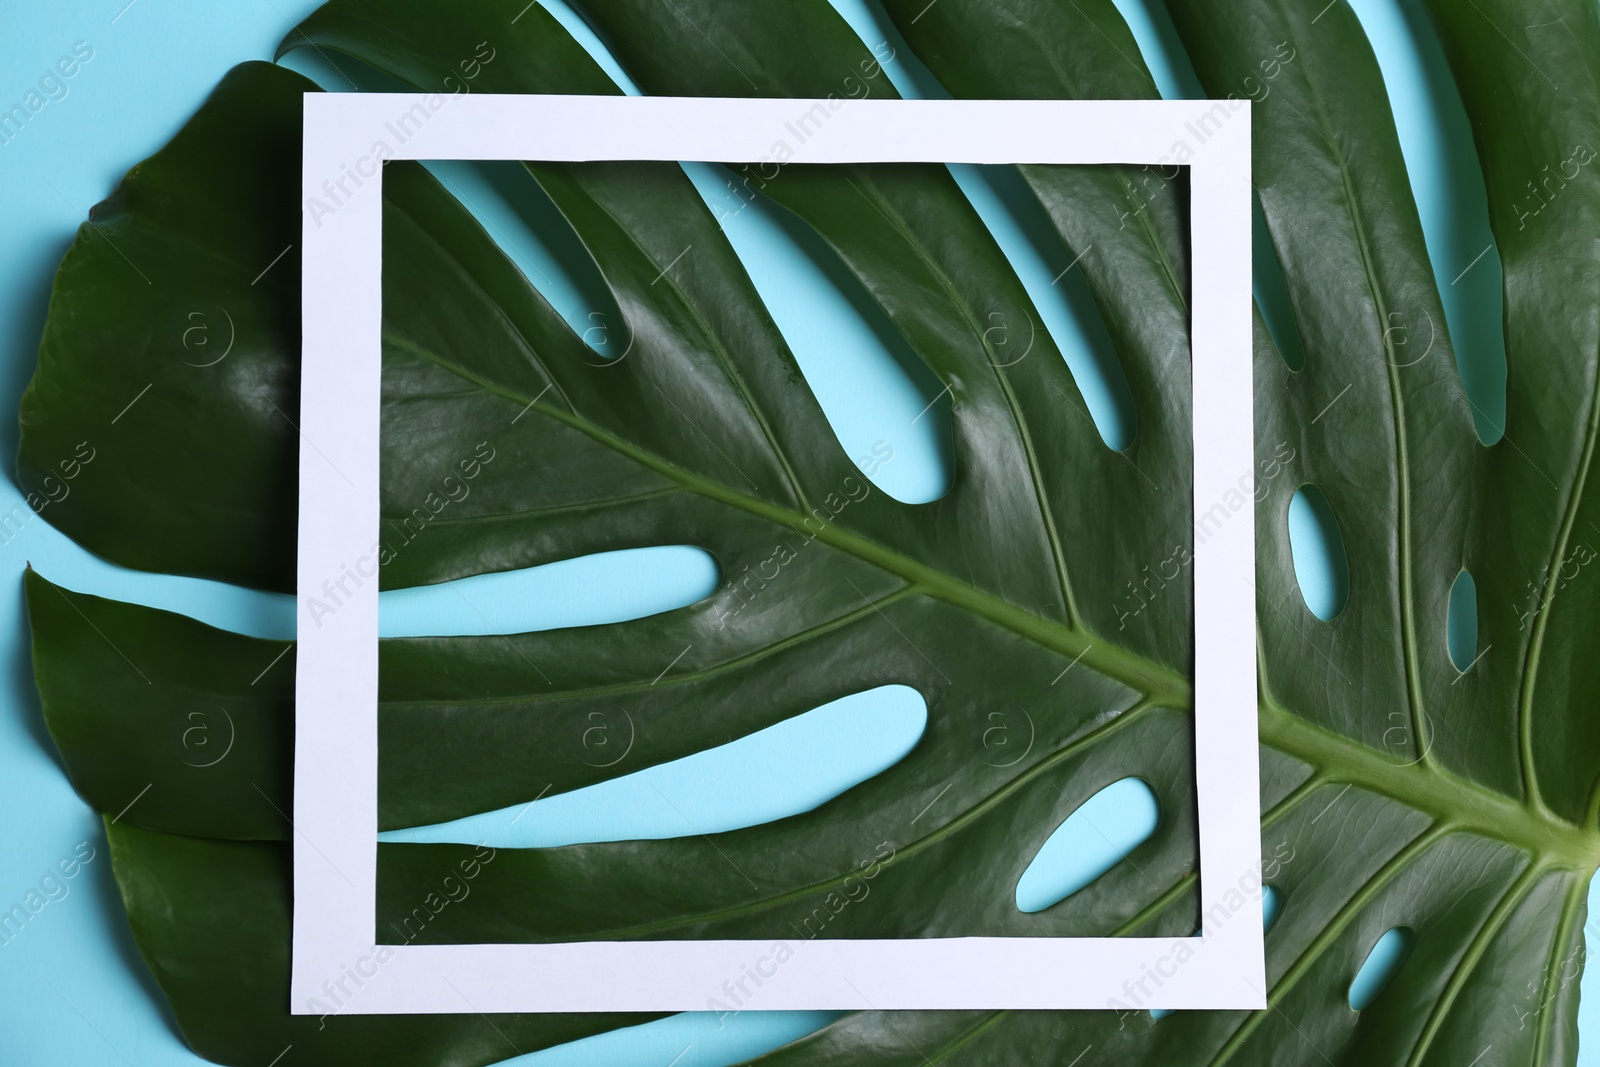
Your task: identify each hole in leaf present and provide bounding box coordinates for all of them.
[1348,926,1415,1010]
[30,564,296,642]
[1263,884,1283,931]
[425,159,627,361]
[681,162,953,504]
[1288,485,1350,620]
[381,685,928,846]
[802,11,1137,451]
[1107,0,1208,100]
[952,163,1137,451]
[1015,777,1159,913]
[277,47,629,361]
[1447,569,1478,671]
[1253,194,1308,371]
[376,547,718,638]
[1346,0,1506,443]
[532,0,644,95]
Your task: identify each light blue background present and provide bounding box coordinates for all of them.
[0,1,1582,1064]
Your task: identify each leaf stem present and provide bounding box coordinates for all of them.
[390,336,1600,879]
[1259,701,1600,869]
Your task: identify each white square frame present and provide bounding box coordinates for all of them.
[294,93,1260,1014]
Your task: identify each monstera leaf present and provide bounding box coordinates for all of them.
[20,0,1600,1063]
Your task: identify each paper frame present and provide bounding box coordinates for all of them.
[294,93,1260,1014]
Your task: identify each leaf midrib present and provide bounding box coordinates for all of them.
[384,326,1600,868]
[380,332,1177,700]
[1258,699,1599,867]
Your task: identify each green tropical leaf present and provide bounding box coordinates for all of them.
[19,0,1600,1064]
